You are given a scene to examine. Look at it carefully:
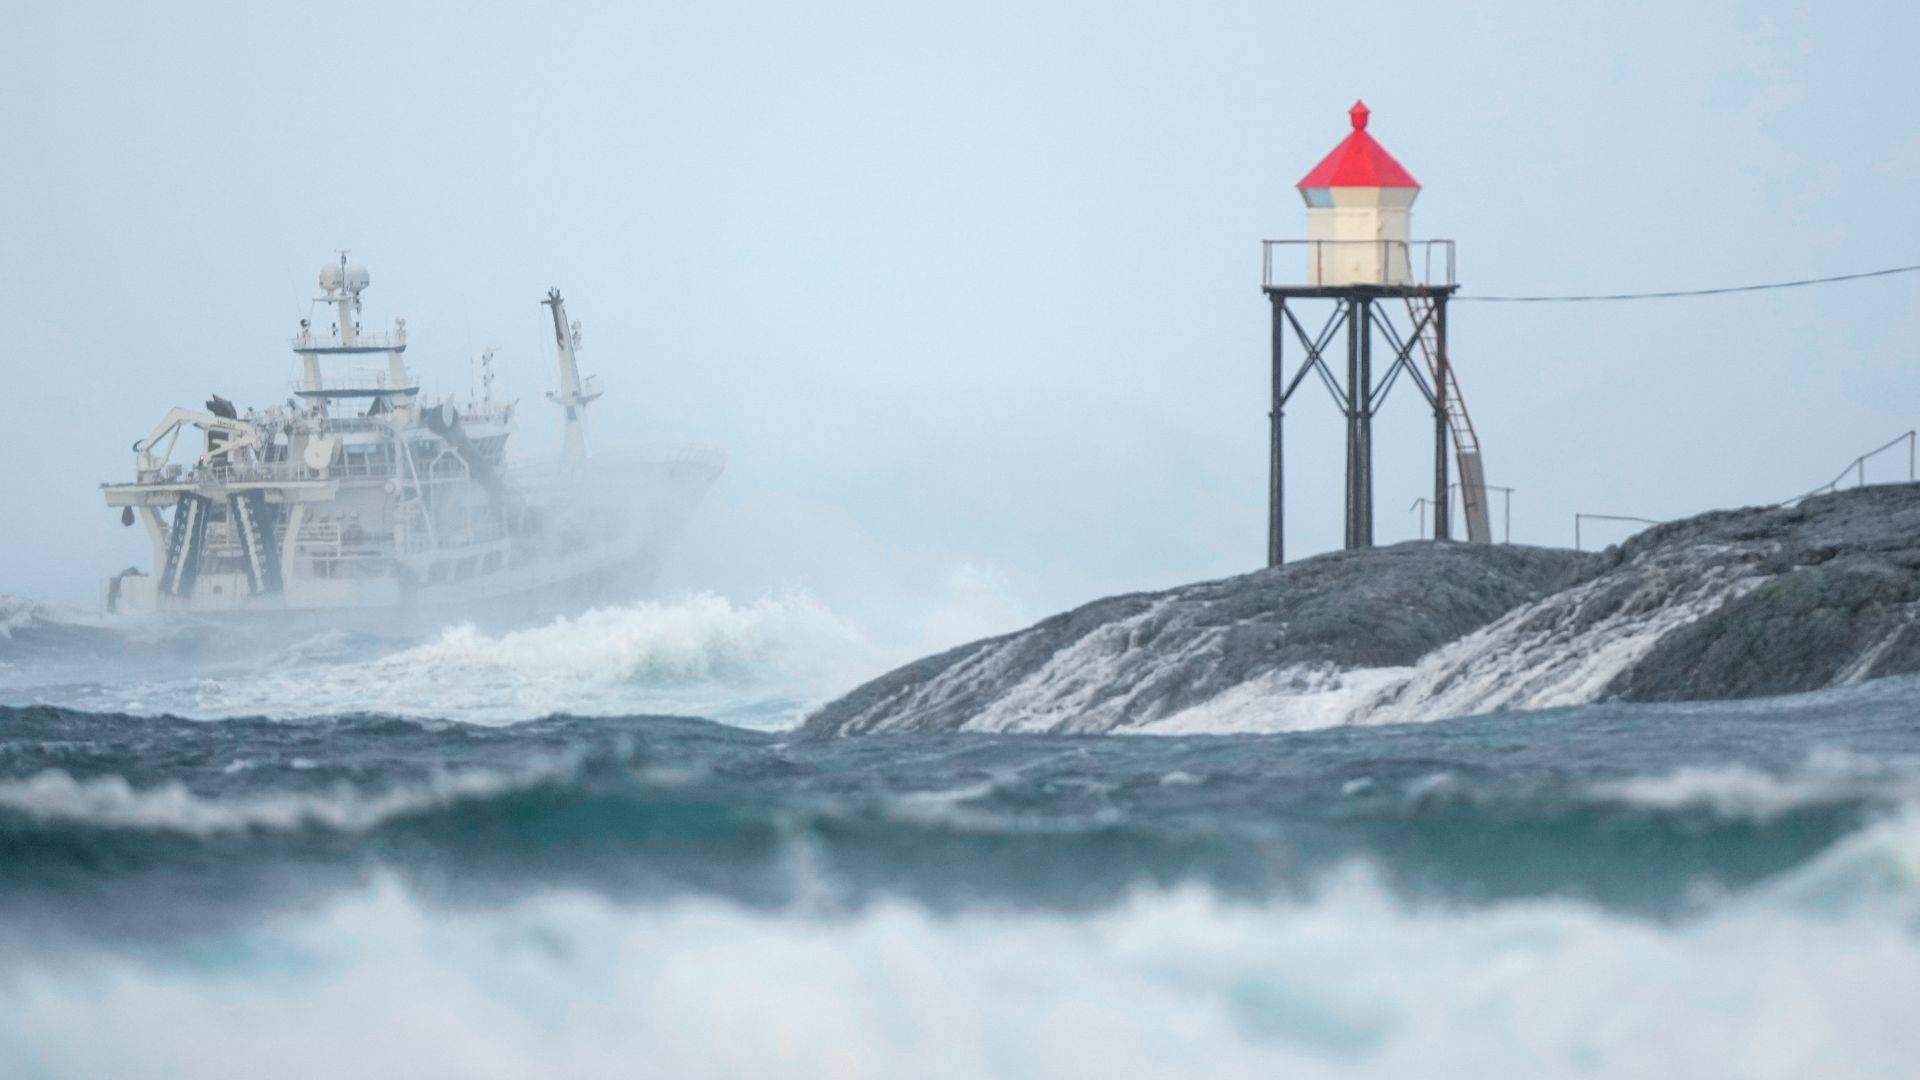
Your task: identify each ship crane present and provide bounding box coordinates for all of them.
[542,287,601,466]
[133,408,263,476]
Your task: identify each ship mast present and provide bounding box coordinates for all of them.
[542,287,599,466]
[295,252,412,419]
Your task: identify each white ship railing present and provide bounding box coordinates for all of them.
[294,371,420,395]
[293,328,407,351]
[135,459,395,485]
[130,454,516,487]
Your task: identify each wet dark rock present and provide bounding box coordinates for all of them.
[1604,484,1920,701]
[807,485,1920,736]
[805,543,1595,736]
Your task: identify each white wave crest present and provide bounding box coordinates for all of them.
[1759,809,1920,920]
[78,592,877,728]
[0,594,107,640]
[5,866,1920,1079]
[0,595,42,638]
[1591,752,1920,822]
[392,591,871,691]
[0,766,557,836]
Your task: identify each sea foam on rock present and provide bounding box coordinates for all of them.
[805,484,1920,736]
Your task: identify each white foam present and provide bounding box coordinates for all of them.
[1139,665,1413,736]
[958,597,1188,733]
[895,603,1374,736]
[1360,566,1764,728]
[0,594,104,639]
[62,591,877,728]
[1592,752,1920,822]
[0,765,559,836]
[1113,555,1769,736]
[0,596,40,638]
[1758,809,1920,920]
[6,859,1920,1079]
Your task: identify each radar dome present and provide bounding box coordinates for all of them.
[318,264,343,292]
[344,263,370,293]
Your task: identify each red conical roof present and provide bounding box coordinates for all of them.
[1296,101,1419,189]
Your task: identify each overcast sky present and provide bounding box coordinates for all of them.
[3,1,1916,641]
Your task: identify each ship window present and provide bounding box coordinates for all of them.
[1301,187,1333,208]
[482,551,503,575]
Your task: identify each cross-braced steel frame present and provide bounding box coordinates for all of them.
[1264,284,1458,566]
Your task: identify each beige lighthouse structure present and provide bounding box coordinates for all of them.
[1297,100,1421,286]
[1260,100,1491,564]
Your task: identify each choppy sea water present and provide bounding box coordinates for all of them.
[2,596,1919,1078]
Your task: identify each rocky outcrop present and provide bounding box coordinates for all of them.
[1602,485,1920,700]
[804,484,1920,736]
[805,543,1594,736]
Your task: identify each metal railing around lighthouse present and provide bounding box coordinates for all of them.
[1261,240,1457,290]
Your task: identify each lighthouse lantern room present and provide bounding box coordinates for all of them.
[1297,100,1420,286]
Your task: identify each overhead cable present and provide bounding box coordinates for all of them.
[1457,263,1920,303]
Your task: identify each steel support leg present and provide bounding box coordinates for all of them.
[1433,295,1451,541]
[1268,296,1285,567]
[1357,297,1374,547]
[1344,298,1361,549]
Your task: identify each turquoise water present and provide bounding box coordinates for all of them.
[1,602,1918,1077]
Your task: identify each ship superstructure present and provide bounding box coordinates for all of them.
[101,255,720,618]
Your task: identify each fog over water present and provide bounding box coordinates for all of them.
[3,0,1917,635]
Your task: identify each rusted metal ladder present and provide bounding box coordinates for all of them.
[1404,296,1493,543]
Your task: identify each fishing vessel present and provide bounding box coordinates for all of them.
[100,254,723,621]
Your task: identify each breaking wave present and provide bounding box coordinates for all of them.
[0,764,565,837]
[0,595,122,655]
[0,595,44,638]
[13,592,877,728]
[0,690,1917,1077]
[1590,751,1920,823]
[5,842,1920,1080]
[341,591,876,721]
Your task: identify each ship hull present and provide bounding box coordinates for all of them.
[103,454,722,632]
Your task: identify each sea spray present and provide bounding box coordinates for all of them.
[5,863,1919,1080]
[0,591,878,727]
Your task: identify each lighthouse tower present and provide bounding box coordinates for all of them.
[1297,101,1420,286]
[1259,101,1490,564]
